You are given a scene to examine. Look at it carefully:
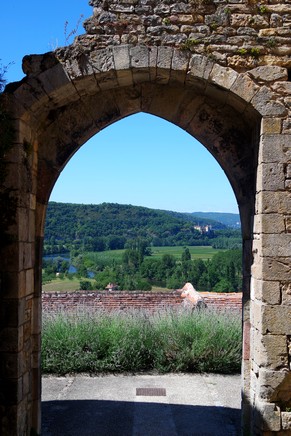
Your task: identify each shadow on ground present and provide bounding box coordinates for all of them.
[42,400,241,435]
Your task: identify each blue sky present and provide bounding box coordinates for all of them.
[1,1,238,214]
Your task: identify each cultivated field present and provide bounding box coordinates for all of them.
[83,245,223,263]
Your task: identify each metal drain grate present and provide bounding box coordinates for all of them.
[136,387,166,396]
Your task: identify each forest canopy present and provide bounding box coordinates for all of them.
[44,202,241,254]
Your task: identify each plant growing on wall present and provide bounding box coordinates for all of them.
[64,14,84,45]
[237,47,261,58]
[181,38,200,51]
[258,4,269,14]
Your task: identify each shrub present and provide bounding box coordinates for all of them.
[42,308,242,375]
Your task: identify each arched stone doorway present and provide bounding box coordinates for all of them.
[0,31,290,436]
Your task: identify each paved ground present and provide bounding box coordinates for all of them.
[42,373,241,435]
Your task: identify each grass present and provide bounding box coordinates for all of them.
[150,246,222,260]
[42,308,242,375]
[84,246,222,263]
[42,277,95,293]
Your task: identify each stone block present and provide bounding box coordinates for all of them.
[36,63,77,106]
[257,163,285,191]
[251,278,281,305]
[261,118,282,135]
[14,77,50,115]
[72,74,100,97]
[22,243,34,271]
[113,44,131,71]
[261,257,290,282]
[116,69,134,87]
[254,214,285,235]
[272,81,291,95]
[226,91,248,114]
[18,208,29,243]
[209,64,238,90]
[157,46,173,70]
[204,81,229,105]
[257,234,291,257]
[170,49,190,83]
[251,299,291,334]
[148,45,158,81]
[145,86,186,122]
[32,298,42,335]
[130,45,149,69]
[174,93,203,129]
[256,400,281,431]
[261,305,291,335]
[256,191,291,215]
[281,283,291,305]
[259,134,291,164]
[22,371,30,397]
[248,66,287,82]
[0,327,23,353]
[251,86,288,117]
[258,368,287,401]
[90,47,115,73]
[281,412,291,430]
[188,54,214,81]
[253,329,289,370]
[156,46,174,83]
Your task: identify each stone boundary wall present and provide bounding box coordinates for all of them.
[42,290,242,313]
[71,0,291,71]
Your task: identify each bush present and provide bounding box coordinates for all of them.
[79,280,92,290]
[42,308,242,375]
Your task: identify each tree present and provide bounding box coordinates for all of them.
[79,280,92,290]
[181,247,191,262]
[213,278,233,293]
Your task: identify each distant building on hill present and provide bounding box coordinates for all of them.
[194,224,212,234]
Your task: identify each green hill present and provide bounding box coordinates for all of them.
[44,202,234,254]
[191,212,241,228]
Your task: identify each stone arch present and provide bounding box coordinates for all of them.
[1,42,290,435]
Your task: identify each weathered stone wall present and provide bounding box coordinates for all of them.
[78,0,291,71]
[0,0,291,435]
[42,291,242,312]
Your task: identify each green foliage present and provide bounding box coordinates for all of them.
[250,47,261,58]
[181,38,200,51]
[44,202,240,255]
[42,309,242,374]
[237,48,248,56]
[162,17,171,25]
[181,247,191,262]
[237,47,261,58]
[79,280,93,290]
[209,22,218,31]
[258,4,268,14]
[266,37,277,48]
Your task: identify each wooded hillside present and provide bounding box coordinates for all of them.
[44,202,241,254]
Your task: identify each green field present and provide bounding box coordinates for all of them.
[84,245,222,263]
[150,246,222,260]
[42,277,95,293]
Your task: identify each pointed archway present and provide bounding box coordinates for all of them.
[1,41,290,435]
